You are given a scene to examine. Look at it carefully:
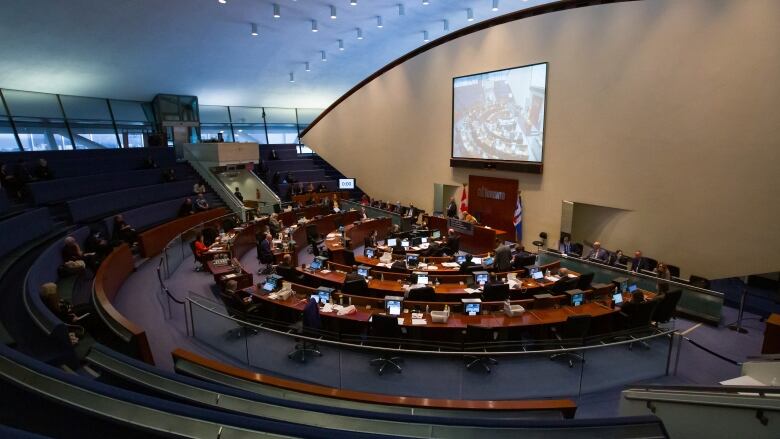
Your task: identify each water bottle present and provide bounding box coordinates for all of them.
[425,304,430,314]
[545,268,551,277]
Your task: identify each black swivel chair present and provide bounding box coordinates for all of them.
[368,314,403,375]
[652,289,682,328]
[576,272,595,291]
[549,314,592,368]
[617,299,659,349]
[570,243,583,257]
[406,286,436,302]
[464,325,499,373]
[218,290,259,338]
[644,257,659,271]
[342,250,356,266]
[342,278,368,295]
[306,224,323,256]
[482,282,510,302]
[689,275,710,289]
[666,264,681,278]
[550,276,579,295]
[288,298,323,363]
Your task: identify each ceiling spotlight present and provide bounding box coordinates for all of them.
[467,8,474,21]
[492,0,499,11]
[311,19,318,32]
[338,39,345,50]
[422,0,429,5]
[398,3,405,16]
[321,50,327,61]
[376,16,383,28]
[350,0,357,5]
[305,62,311,72]
[289,72,295,83]
[218,0,226,4]
[443,19,449,31]
[251,23,258,36]
[330,5,337,19]
[273,3,280,18]
[356,27,363,39]
[423,30,429,42]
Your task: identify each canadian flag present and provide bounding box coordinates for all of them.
[459,184,468,213]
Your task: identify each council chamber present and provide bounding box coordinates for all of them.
[0,1,778,438]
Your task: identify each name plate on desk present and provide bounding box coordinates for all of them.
[447,218,474,236]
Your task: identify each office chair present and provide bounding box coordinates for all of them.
[190,241,204,272]
[288,298,323,363]
[550,314,593,368]
[482,282,510,302]
[368,314,403,375]
[617,299,659,349]
[576,272,595,291]
[550,276,579,295]
[666,264,681,278]
[342,250,356,266]
[689,275,710,289]
[342,278,368,295]
[644,257,658,271]
[570,243,583,257]
[406,286,436,302]
[651,289,682,329]
[464,325,499,373]
[218,290,259,339]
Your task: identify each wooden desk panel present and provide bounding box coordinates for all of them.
[139,207,228,257]
[426,216,507,254]
[344,217,392,250]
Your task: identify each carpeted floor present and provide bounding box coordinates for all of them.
[113,243,769,418]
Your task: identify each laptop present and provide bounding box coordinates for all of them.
[387,238,397,247]
[532,270,544,280]
[627,284,638,293]
[613,289,624,305]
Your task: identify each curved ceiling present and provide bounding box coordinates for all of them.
[0,0,556,108]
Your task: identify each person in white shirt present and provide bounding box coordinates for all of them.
[193,181,206,196]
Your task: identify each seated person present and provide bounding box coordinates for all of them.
[193,181,206,196]
[34,158,54,180]
[443,229,460,255]
[257,233,274,274]
[494,239,513,272]
[364,230,379,248]
[584,241,608,263]
[318,182,328,193]
[193,234,208,265]
[62,236,97,273]
[274,254,301,282]
[40,283,88,345]
[84,227,111,262]
[268,213,283,236]
[558,235,573,254]
[223,279,255,311]
[112,215,139,246]
[307,182,315,193]
[421,242,443,257]
[178,198,194,217]
[459,254,478,272]
[462,211,478,224]
[233,187,244,202]
[631,251,648,272]
[194,194,209,211]
[608,249,625,267]
[162,168,176,182]
[141,155,158,169]
[655,262,671,293]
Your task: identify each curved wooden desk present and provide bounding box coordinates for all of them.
[139,207,228,257]
[93,244,154,365]
[172,348,577,418]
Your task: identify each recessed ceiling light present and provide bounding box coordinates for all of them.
[330,5,337,19]
[218,0,226,4]
[467,8,474,21]
[356,27,363,39]
[273,3,280,18]
[251,23,258,36]
[311,19,318,32]
[289,72,295,82]
[492,0,499,12]
[350,0,357,5]
[305,62,310,72]
[423,30,429,42]
[321,51,327,62]
[398,3,405,16]
[338,39,345,50]
[422,0,429,5]
[443,19,449,31]
[376,16,383,28]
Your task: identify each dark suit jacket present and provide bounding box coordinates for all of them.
[445,236,460,254]
[446,201,457,218]
[631,257,647,272]
[259,239,274,263]
[586,248,608,262]
[459,261,478,273]
[494,244,512,272]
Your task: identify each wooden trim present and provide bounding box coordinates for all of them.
[172,348,576,417]
[299,0,637,138]
[138,207,228,257]
[94,244,155,365]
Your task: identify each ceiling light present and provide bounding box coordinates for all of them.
[305,62,310,72]
[423,30,429,42]
[376,16,383,28]
[398,3,405,16]
[422,0,429,5]
[356,27,363,39]
[330,5,337,19]
[251,23,258,36]
[321,50,327,61]
[311,19,318,32]
[467,8,474,21]
[218,0,226,4]
[492,0,499,11]
[443,19,449,31]
[350,0,357,5]
[338,39,345,50]
[289,72,295,83]
[273,3,280,18]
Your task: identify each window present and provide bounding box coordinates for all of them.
[13,117,73,151]
[0,117,19,151]
[232,124,266,144]
[70,120,119,148]
[266,124,299,144]
[200,124,234,142]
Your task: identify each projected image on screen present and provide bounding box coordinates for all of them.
[452,63,547,163]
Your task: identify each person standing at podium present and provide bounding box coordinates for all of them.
[446,197,458,218]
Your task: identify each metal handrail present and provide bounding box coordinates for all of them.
[187,295,675,357]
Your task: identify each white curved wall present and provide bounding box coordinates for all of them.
[303,0,780,279]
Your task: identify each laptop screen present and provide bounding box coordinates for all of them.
[309,259,322,270]
[571,293,584,307]
[357,267,369,278]
[387,238,397,247]
[475,272,489,286]
[432,230,441,239]
[406,254,419,266]
[365,248,375,258]
[532,271,544,280]
[401,239,410,247]
[456,255,466,264]
[416,273,428,285]
[262,279,276,292]
[628,284,638,293]
[613,290,624,305]
[386,299,402,316]
[421,237,428,243]
[317,289,331,304]
[465,303,481,316]
[483,257,494,266]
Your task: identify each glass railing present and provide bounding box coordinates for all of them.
[537,251,724,324]
[186,293,675,401]
[340,200,413,231]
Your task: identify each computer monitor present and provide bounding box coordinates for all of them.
[566,289,584,307]
[431,230,441,239]
[401,238,410,248]
[309,256,327,270]
[385,296,403,316]
[532,270,544,280]
[421,237,428,244]
[412,271,428,285]
[387,238,397,247]
[462,298,482,316]
[406,253,420,267]
[411,237,422,246]
[628,283,638,293]
[364,247,376,259]
[261,274,283,293]
[316,287,334,304]
[482,256,494,267]
[613,288,624,305]
[612,277,629,293]
[456,254,467,264]
[357,265,370,278]
[473,271,489,286]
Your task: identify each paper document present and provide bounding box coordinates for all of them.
[464,288,480,294]
[320,269,331,274]
[545,275,560,282]
[441,262,460,268]
[567,274,577,278]
[397,318,406,325]
[411,319,427,325]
